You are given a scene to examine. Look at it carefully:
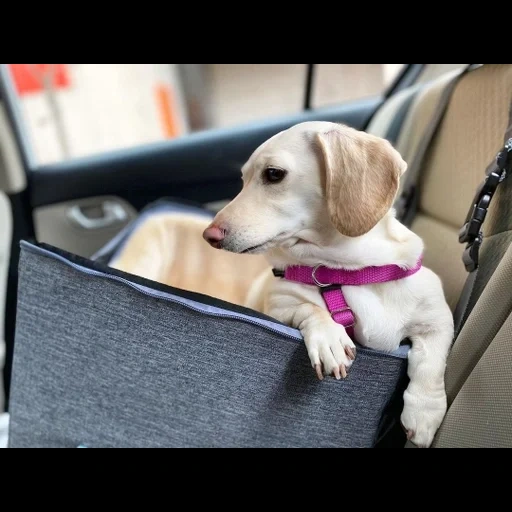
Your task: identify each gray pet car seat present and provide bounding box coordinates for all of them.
[8,199,410,448]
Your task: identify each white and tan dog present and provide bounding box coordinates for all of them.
[201,122,454,448]
[114,121,454,448]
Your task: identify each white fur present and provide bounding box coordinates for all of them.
[207,121,454,448]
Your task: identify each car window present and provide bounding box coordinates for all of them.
[5,64,406,166]
[313,64,405,107]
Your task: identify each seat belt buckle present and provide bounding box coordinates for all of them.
[459,140,512,274]
[458,222,470,244]
[458,197,490,244]
[463,233,483,273]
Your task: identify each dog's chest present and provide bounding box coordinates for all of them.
[340,283,409,352]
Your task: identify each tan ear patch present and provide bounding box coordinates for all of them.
[317,126,406,237]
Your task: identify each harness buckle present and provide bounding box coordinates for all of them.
[330,306,356,327]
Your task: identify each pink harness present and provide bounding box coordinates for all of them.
[273,258,423,340]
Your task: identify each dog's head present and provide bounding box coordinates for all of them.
[203,121,407,256]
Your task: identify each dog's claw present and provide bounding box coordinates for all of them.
[340,364,347,379]
[401,425,416,443]
[333,366,341,380]
[345,347,355,360]
[315,364,324,381]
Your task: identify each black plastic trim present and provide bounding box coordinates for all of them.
[304,64,315,110]
[3,191,35,411]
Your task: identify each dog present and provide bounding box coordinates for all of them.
[201,121,455,448]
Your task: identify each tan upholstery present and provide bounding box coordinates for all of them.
[395,69,463,176]
[405,65,512,312]
[366,85,421,139]
[420,65,512,229]
[412,214,466,310]
[435,311,512,448]
[397,64,512,447]
[417,64,467,84]
[444,240,512,407]
[434,240,512,447]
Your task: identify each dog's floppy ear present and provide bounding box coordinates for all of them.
[316,126,407,237]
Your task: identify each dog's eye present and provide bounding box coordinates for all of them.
[263,167,287,184]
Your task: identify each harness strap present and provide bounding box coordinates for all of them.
[273,258,423,339]
[320,285,356,339]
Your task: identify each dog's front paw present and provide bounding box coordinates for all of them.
[304,322,356,380]
[401,389,447,448]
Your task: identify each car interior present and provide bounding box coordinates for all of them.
[1,63,511,448]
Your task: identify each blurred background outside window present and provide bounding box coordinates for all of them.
[7,64,408,165]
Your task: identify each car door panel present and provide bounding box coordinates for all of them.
[30,97,382,211]
[34,196,137,258]
[2,72,383,409]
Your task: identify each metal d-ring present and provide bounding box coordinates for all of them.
[312,264,332,287]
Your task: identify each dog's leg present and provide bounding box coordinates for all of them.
[268,300,356,380]
[401,326,453,448]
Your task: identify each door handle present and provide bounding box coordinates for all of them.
[67,201,128,230]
